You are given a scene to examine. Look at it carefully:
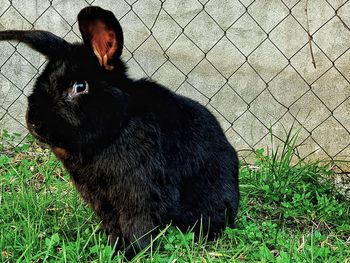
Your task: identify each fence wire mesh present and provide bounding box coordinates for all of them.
[0,0,349,182]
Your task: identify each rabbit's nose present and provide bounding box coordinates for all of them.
[26,111,41,132]
[26,108,40,126]
[27,122,41,138]
[28,123,38,130]
[28,122,40,133]
[27,115,38,127]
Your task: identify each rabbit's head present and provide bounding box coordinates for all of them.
[0,7,129,159]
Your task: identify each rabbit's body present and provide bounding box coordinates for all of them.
[0,6,239,256]
[63,77,239,247]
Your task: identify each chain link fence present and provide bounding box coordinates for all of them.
[0,0,349,181]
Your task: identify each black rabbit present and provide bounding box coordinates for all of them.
[0,6,239,257]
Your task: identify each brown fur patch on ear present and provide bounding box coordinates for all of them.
[87,20,117,70]
[51,147,69,160]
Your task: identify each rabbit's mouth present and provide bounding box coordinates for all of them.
[26,108,50,144]
[28,126,69,160]
[28,124,69,160]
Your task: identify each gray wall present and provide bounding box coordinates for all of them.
[0,0,349,170]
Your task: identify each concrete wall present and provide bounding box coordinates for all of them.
[0,0,349,168]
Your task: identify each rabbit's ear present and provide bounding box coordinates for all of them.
[0,30,69,58]
[78,6,124,71]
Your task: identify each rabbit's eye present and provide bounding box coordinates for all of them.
[68,81,89,99]
[74,81,88,94]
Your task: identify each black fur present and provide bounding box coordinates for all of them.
[0,30,69,58]
[0,6,239,257]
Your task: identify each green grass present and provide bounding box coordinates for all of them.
[0,129,349,262]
